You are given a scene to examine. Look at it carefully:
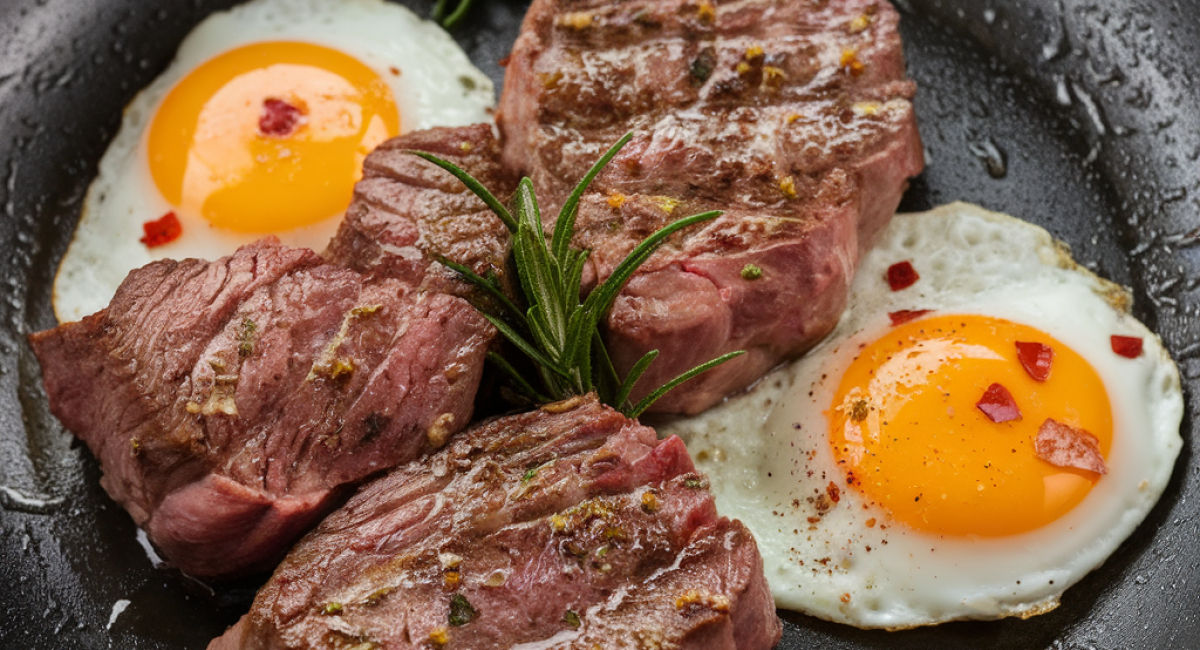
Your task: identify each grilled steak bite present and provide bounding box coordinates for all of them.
[209,396,781,650]
[498,0,924,413]
[29,239,492,580]
[325,124,516,293]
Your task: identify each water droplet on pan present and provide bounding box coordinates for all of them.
[968,139,1008,178]
[1055,77,1073,106]
[1071,82,1109,137]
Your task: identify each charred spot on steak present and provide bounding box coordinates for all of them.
[362,412,389,442]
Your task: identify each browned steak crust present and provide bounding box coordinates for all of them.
[29,239,492,580]
[29,126,515,580]
[499,0,924,413]
[325,124,517,294]
[209,396,781,650]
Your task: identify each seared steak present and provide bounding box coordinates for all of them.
[209,396,781,650]
[325,124,516,293]
[29,239,492,580]
[498,0,924,413]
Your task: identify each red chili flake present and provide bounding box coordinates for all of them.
[886,261,919,291]
[258,98,304,137]
[888,309,932,326]
[976,382,1021,423]
[1111,335,1143,358]
[1035,419,1107,474]
[139,212,182,248]
[826,482,841,504]
[1015,341,1054,381]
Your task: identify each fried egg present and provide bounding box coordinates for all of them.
[660,202,1183,628]
[53,0,495,323]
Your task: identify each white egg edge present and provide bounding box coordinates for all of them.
[53,0,496,324]
[661,201,1184,628]
[792,203,1182,625]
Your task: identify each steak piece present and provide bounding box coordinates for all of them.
[209,396,781,650]
[499,0,924,413]
[29,239,492,580]
[325,123,516,293]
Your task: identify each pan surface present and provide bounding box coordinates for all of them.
[0,0,1196,648]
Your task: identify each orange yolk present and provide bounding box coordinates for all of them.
[147,41,400,233]
[829,314,1112,537]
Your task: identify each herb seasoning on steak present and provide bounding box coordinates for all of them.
[30,244,492,580]
[209,396,781,650]
[29,126,515,580]
[498,0,924,413]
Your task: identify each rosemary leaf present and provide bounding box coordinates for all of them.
[629,351,746,418]
[486,351,550,404]
[424,134,742,417]
[432,0,451,21]
[563,249,589,308]
[513,184,569,355]
[580,210,723,327]
[563,309,593,376]
[614,349,659,412]
[439,0,477,28]
[552,132,634,262]
[478,312,570,382]
[591,330,622,405]
[564,311,593,394]
[409,151,516,231]
[434,255,524,324]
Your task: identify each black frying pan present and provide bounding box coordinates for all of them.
[1,0,1196,647]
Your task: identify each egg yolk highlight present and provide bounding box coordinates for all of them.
[829,314,1112,537]
[147,41,400,233]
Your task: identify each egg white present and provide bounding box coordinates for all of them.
[54,0,495,323]
[660,202,1183,628]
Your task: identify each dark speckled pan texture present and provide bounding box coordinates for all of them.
[0,0,1196,648]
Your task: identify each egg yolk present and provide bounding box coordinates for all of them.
[829,314,1112,537]
[147,41,400,233]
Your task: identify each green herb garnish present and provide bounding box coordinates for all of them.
[563,609,582,628]
[448,593,478,626]
[432,0,477,28]
[414,133,743,418]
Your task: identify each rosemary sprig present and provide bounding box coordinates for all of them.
[432,0,477,28]
[415,133,743,418]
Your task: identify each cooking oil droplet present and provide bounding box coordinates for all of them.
[135,528,166,568]
[968,139,1007,178]
[1055,77,1072,106]
[0,486,65,514]
[1040,1,1069,62]
[1070,82,1109,137]
[106,599,131,631]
